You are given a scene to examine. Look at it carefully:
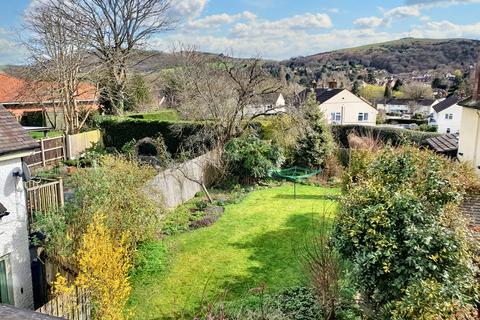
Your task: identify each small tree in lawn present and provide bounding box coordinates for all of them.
[295,92,334,169]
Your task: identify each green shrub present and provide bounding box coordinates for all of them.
[418,124,438,132]
[334,147,478,318]
[33,155,160,259]
[224,134,284,184]
[331,125,439,148]
[294,92,334,169]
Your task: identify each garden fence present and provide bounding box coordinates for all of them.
[24,136,66,172]
[36,286,91,320]
[25,177,64,232]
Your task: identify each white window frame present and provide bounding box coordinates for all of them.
[330,112,341,123]
[358,112,369,122]
[0,254,13,305]
[444,113,453,120]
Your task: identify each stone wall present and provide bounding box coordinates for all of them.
[145,150,221,209]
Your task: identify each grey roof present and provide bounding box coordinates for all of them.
[0,305,64,320]
[386,98,436,106]
[432,95,461,113]
[297,88,343,105]
[459,96,480,109]
[425,133,458,153]
[0,105,38,156]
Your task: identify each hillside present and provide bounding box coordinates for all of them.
[284,38,480,74]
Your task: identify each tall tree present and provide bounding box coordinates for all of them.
[294,92,334,169]
[44,0,173,115]
[384,84,393,100]
[24,2,97,134]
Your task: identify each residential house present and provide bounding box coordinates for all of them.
[429,95,463,134]
[457,62,480,173]
[0,73,99,129]
[245,92,286,117]
[0,105,38,309]
[297,88,378,126]
[377,98,438,116]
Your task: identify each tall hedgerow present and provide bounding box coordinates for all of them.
[334,147,479,318]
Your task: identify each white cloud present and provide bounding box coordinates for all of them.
[188,11,256,29]
[354,16,384,28]
[168,0,208,19]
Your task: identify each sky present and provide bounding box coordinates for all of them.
[1,0,480,64]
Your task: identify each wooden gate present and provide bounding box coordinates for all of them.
[25,178,65,231]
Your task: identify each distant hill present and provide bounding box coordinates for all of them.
[283,38,480,74]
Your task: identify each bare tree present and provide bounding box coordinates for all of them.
[42,0,174,115]
[402,83,433,100]
[163,48,283,148]
[23,3,98,134]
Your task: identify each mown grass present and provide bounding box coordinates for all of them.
[127,109,179,122]
[28,130,64,139]
[129,184,340,319]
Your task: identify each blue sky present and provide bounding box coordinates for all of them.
[1,0,480,64]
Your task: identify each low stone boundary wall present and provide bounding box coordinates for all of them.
[145,150,221,209]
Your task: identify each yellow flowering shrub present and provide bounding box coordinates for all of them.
[55,214,132,320]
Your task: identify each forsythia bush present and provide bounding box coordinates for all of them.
[55,214,132,320]
[334,147,479,318]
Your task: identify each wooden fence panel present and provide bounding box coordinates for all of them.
[66,130,102,159]
[25,178,65,231]
[24,136,66,172]
[36,287,92,320]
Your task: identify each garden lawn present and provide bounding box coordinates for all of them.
[130,184,340,319]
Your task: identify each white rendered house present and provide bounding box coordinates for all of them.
[298,88,378,126]
[0,105,38,308]
[429,96,463,134]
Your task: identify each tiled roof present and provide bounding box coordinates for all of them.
[0,304,63,319]
[386,98,436,106]
[460,194,480,240]
[425,133,458,153]
[297,88,344,105]
[0,105,38,155]
[432,95,461,113]
[0,73,97,105]
[459,96,480,109]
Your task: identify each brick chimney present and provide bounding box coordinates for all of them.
[328,79,337,89]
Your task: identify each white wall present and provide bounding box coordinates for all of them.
[320,90,378,126]
[0,158,33,309]
[458,107,480,173]
[432,104,463,134]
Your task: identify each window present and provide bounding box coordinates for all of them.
[0,256,12,305]
[330,112,341,122]
[445,113,453,120]
[358,113,369,121]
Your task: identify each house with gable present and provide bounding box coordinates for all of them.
[296,87,378,126]
[429,95,463,134]
[457,61,480,173]
[0,105,38,309]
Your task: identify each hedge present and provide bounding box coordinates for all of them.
[331,125,440,148]
[97,117,209,154]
